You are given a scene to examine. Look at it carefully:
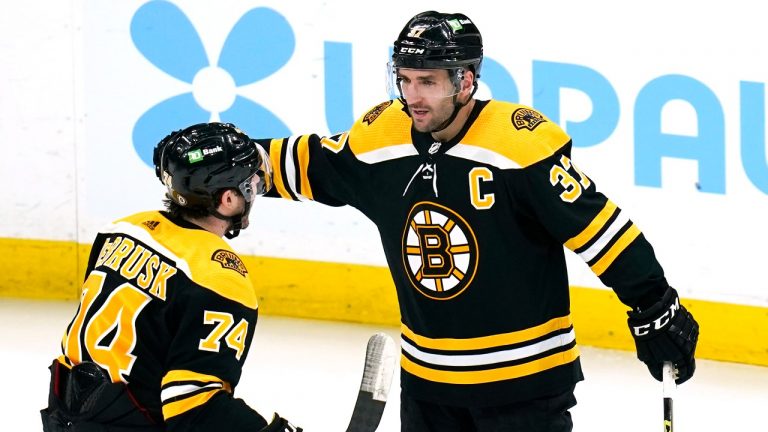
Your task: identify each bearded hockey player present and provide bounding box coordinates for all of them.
[256,10,698,432]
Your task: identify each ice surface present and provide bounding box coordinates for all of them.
[3,298,766,431]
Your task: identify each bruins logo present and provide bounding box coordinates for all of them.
[363,101,393,125]
[512,108,547,131]
[211,249,248,277]
[401,202,478,300]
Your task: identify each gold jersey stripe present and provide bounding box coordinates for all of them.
[401,345,580,385]
[161,369,228,388]
[564,200,618,251]
[268,139,292,200]
[296,135,313,200]
[591,224,642,276]
[401,315,572,351]
[162,387,222,419]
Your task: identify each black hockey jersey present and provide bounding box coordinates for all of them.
[56,211,266,429]
[260,99,668,407]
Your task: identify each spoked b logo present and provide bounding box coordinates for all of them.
[402,202,478,300]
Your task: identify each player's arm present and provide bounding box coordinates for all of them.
[509,140,698,383]
[255,133,366,209]
[512,142,666,305]
[163,288,300,431]
[255,101,407,210]
[167,393,300,432]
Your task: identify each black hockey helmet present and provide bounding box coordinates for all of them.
[152,122,272,211]
[391,11,483,78]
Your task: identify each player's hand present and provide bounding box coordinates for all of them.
[260,413,302,432]
[627,286,699,384]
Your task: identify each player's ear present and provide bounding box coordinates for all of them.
[462,70,474,92]
[458,69,475,103]
[217,189,242,216]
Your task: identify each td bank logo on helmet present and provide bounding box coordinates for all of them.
[186,145,222,163]
[402,202,479,300]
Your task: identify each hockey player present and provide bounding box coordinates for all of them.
[41,123,301,431]
[256,11,698,432]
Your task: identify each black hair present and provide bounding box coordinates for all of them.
[162,188,234,220]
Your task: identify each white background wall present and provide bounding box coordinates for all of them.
[1,0,766,307]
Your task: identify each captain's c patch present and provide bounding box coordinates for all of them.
[211,250,248,277]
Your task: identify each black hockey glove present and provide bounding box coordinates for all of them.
[627,286,699,384]
[260,413,302,432]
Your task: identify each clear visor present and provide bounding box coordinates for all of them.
[386,61,463,102]
[238,144,273,201]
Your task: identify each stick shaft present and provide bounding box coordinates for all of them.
[662,362,675,432]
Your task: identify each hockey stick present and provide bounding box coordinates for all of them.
[345,332,397,432]
[662,362,676,432]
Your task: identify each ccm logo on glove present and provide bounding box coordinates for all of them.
[632,296,679,336]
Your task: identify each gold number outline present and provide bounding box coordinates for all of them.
[199,311,249,361]
[549,155,591,203]
[63,271,152,383]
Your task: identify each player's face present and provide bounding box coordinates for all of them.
[397,69,458,133]
[236,166,270,230]
[238,195,252,230]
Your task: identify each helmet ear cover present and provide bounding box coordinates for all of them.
[448,67,475,94]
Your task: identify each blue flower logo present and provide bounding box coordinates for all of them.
[130,1,294,166]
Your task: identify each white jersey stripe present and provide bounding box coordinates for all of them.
[578,211,631,262]
[401,329,576,367]
[445,144,522,170]
[160,382,223,403]
[356,144,419,164]
[283,136,307,201]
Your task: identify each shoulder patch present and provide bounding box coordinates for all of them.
[511,108,547,131]
[451,101,570,169]
[363,101,393,125]
[348,100,413,159]
[211,249,248,277]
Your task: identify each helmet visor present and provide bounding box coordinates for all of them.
[238,144,273,201]
[386,61,462,102]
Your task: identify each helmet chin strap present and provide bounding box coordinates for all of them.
[429,81,478,134]
[211,200,252,239]
[223,218,242,240]
[429,96,465,134]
